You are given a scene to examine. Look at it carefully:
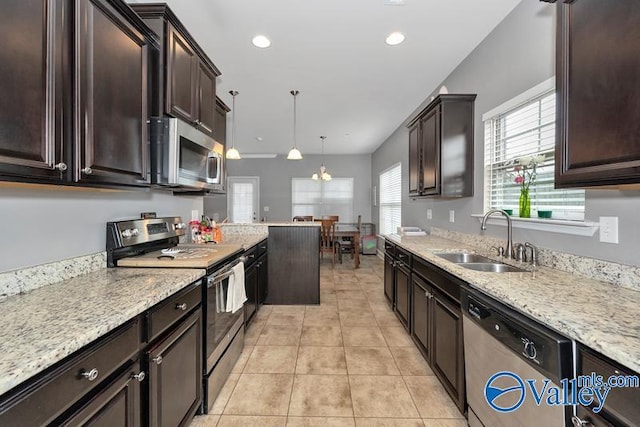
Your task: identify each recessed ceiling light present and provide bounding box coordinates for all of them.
[385,32,405,46]
[252,35,271,48]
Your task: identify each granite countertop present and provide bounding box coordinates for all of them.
[0,267,205,397]
[221,233,268,249]
[385,234,640,373]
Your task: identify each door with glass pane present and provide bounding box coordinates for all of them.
[227,177,260,223]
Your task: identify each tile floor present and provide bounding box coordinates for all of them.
[191,256,466,427]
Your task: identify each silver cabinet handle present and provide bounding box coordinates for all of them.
[571,416,593,427]
[175,303,187,311]
[81,368,99,382]
[81,167,93,175]
[54,162,67,171]
[132,371,146,382]
[152,355,163,365]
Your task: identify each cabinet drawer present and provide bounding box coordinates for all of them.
[384,240,395,257]
[0,319,140,426]
[413,257,460,303]
[147,281,201,342]
[257,240,268,257]
[396,247,412,269]
[243,245,258,267]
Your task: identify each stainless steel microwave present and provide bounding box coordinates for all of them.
[150,117,225,192]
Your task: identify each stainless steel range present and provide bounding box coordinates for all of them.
[106,216,246,414]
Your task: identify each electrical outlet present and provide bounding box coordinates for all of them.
[427,209,432,220]
[599,216,619,244]
[449,210,455,223]
[264,206,270,212]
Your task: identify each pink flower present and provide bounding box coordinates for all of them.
[514,165,521,172]
[514,176,524,184]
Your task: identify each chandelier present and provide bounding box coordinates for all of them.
[312,136,331,181]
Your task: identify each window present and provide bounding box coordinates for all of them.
[228,177,259,223]
[292,178,354,222]
[483,80,585,220]
[379,163,401,235]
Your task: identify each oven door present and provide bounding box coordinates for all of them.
[205,269,244,373]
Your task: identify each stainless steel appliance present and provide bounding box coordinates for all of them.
[106,217,244,414]
[150,117,225,192]
[462,287,573,427]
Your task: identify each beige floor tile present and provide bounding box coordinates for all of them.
[389,346,434,376]
[244,346,298,374]
[217,415,287,427]
[339,310,377,327]
[368,301,393,313]
[349,375,419,418]
[244,321,266,346]
[355,418,424,427]
[267,311,305,326]
[373,310,403,327]
[289,374,353,417]
[421,420,467,427]
[209,373,240,414]
[224,374,293,416]
[403,376,464,419]
[231,345,254,374]
[256,324,302,346]
[189,414,220,426]
[344,347,400,375]
[342,326,387,347]
[271,305,307,314]
[255,305,274,320]
[381,326,413,347]
[338,299,371,312]
[336,290,368,300]
[286,417,355,427]
[304,307,340,326]
[321,296,338,307]
[300,325,343,346]
[296,346,347,374]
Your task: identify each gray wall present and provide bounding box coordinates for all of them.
[206,154,372,222]
[372,1,640,267]
[0,187,202,272]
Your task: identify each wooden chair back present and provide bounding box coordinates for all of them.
[293,215,314,222]
[319,219,337,265]
[323,215,339,222]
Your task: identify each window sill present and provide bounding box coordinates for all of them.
[471,214,599,237]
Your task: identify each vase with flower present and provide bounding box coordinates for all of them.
[511,155,545,218]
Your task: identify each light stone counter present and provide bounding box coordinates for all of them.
[385,233,640,374]
[0,267,205,397]
[221,233,268,249]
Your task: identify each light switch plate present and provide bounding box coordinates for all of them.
[264,206,270,212]
[449,210,455,223]
[599,216,619,244]
[427,209,432,220]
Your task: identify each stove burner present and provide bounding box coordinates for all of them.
[157,254,175,260]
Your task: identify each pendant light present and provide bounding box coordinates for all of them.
[226,90,241,159]
[287,90,303,160]
[312,136,332,181]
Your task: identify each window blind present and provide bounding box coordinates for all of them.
[230,182,255,223]
[379,163,402,235]
[484,90,585,220]
[292,178,354,222]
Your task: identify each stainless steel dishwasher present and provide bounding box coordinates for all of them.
[462,287,573,427]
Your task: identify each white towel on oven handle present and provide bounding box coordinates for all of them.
[226,261,246,313]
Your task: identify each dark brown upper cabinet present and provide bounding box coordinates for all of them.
[407,94,476,197]
[214,97,231,146]
[0,0,156,187]
[555,0,640,188]
[131,4,222,138]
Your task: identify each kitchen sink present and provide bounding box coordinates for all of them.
[435,253,494,263]
[435,252,528,273]
[458,262,527,273]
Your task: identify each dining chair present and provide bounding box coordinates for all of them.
[293,215,314,221]
[319,219,337,266]
[336,215,361,263]
[323,215,339,222]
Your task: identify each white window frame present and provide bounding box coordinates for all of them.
[291,177,354,222]
[379,162,402,236]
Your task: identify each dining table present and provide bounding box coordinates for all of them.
[334,223,360,268]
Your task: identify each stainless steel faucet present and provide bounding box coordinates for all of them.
[481,209,514,259]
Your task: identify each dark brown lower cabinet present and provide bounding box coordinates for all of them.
[384,254,395,307]
[411,275,432,361]
[257,252,268,305]
[244,261,258,325]
[60,361,142,427]
[147,310,202,427]
[395,264,410,330]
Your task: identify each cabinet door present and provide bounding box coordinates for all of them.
[556,1,640,187]
[432,290,465,411]
[408,124,421,195]
[244,263,258,325]
[60,361,142,427]
[420,107,440,195]
[166,23,197,123]
[75,0,150,186]
[384,255,395,308]
[0,0,65,181]
[196,62,216,136]
[257,254,269,305]
[395,266,410,330]
[214,101,228,144]
[411,276,431,360]
[148,310,202,427]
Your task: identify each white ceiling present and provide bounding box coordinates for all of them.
[131,0,521,155]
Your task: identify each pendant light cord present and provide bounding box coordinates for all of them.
[291,90,299,149]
